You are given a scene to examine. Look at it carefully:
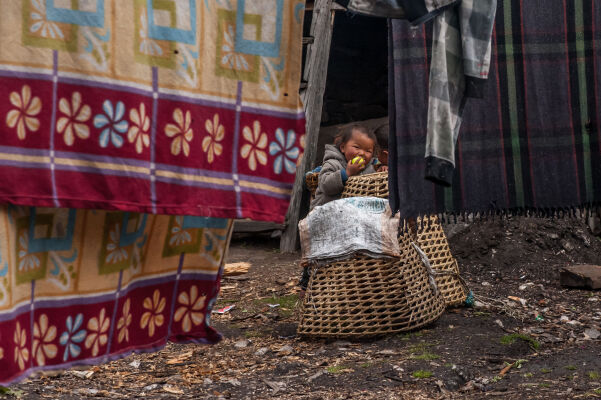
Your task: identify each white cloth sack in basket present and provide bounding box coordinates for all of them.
[298,197,400,263]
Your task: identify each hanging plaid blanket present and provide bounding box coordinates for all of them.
[0,1,305,223]
[389,0,601,218]
[0,206,232,385]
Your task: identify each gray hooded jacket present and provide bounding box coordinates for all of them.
[311,144,376,209]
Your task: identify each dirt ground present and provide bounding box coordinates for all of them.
[7,216,601,399]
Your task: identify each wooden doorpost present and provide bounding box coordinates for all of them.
[280,0,338,253]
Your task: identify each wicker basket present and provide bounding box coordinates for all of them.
[306,171,388,200]
[414,215,468,306]
[341,172,389,199]
[297,233,445,338]
[341,173,467,307]
[306,172,319,199]
[303,171,467,310]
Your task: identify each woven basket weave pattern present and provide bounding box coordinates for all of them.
[297,233,445,338]
[416,215,468,306]
[341,172,389,199]
[339,172,467,307]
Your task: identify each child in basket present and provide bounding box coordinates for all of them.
[310,124,378,209]
[299,124,378,295]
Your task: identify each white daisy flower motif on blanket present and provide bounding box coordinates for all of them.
[169,216,192,246]
[202,114,225,164]
[6,85,42,140]
[13,322,29,371]
[269,128,299,174]
[174,285,206,333]
[33,314,58,366]
[140,289,166,337]
[18,232,41,272]
[29,0,64,39]
[241,121,268,171]
[220,24,250,71]
[138,13,162,56]
[57,92,91,146]
[165,108,194,157]
[105,224,128,264]
[128,103,150,154]
[85,308,110,357]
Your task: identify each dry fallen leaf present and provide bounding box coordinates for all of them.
[508,296,527,306]
[167,350,194,365]
[163,384,184,395]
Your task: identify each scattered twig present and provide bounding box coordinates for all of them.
[121,367,184,378]
[383,374,404,382]
[500,359,528,376]
[223,276,250,281]
[262,379,284,395]
[499,363,513,376]
[485,391,517,397]
[308,370,324,382]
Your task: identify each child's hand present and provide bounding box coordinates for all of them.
[377,165,388,172]
[346,157,365,176]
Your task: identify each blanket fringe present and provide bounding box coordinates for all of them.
[403,204,601,233]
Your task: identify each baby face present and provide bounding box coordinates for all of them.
[340,130,375,164]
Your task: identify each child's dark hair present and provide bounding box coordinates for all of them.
[374,123,388,150]
[334,124,379,153]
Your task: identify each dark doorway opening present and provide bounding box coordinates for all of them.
[322,13,388,126]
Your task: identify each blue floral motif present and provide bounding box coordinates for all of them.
[93,100,128,148]
[269,128,299,174]
[59,313,87,361]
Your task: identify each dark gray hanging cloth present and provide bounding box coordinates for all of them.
[389,0,601,219]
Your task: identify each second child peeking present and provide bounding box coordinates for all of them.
[311,124,377,209]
